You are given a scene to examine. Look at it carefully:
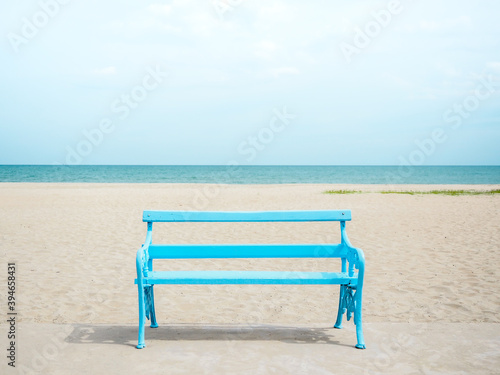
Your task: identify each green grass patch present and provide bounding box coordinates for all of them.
[380,189,500,196]
[323,189,500,195]
[380,191,416,195]
[323,189,363,194]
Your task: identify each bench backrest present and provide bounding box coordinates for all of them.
[142,210,352,259]
[143,210,351,222]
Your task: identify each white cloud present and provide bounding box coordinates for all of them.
[486,62,500,72]
[269,66,299,77]
[147,4,172,15]
[257,2,296,21]
[105,3,180,35]
[383,73,414,90]
[254,40,277,59]
[92,66,117,75]
[420,16,472,32]
[181,10,220,37]
[130,18,180,33]
[435,62,463,78]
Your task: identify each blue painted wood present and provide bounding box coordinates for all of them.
[147,244,346,259]
[135,209,365,350]
[136,271,358,285]
[136,222,153,348]
[143,210,351,222]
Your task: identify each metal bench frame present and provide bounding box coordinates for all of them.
[135,210,366,349]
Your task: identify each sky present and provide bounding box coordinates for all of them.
[0,0,499,165]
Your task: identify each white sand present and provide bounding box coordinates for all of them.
[0,183,499,374]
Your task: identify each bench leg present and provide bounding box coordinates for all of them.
[137,285,146,349]
[334,285,345,329]
[354,289,366,349]
[149,286,158,328]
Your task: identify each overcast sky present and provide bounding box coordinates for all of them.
[1,0,499,165]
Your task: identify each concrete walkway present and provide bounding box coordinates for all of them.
[4,323,499,374]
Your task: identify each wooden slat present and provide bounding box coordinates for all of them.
[143,210,351,223]
[147,244,345,259]
[136,271,358,285]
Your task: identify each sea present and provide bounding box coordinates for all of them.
[0,165,499,184]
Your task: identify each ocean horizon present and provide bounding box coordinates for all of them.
[0,165,499,184]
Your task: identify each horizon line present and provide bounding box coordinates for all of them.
[1,164,500,167]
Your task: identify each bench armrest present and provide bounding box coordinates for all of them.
[136,224,153,282]
[340,221,365,287]
[345,245,365,277]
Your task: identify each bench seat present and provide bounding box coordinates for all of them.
[136,271,358,285]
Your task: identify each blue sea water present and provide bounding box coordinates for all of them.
[0,165,499,184]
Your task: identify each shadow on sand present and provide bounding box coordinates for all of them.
[65,324,351,348]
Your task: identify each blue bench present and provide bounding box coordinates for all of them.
[135,210,366,349]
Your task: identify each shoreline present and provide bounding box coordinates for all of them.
[2,182,500,190]
[1,183,500,201]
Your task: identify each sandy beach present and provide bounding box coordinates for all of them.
[1,183,499,374]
